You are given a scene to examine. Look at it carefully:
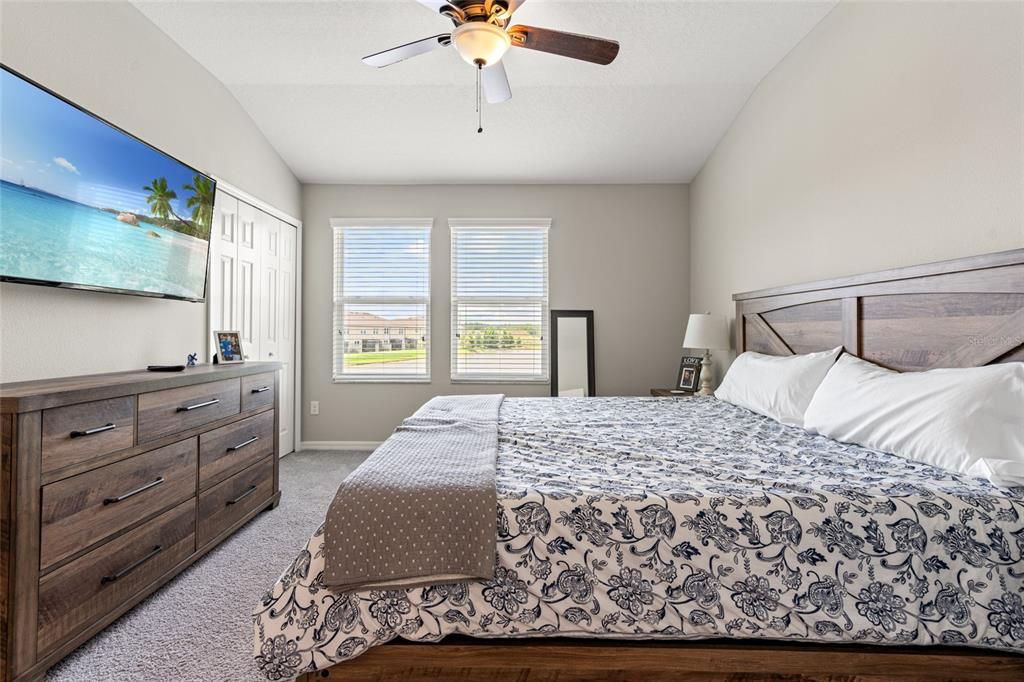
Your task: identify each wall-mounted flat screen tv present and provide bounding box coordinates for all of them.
[0,65,215,302]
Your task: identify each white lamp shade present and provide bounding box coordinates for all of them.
[683,313,729,350]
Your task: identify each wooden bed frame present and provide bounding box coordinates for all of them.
[301,249,1024,681]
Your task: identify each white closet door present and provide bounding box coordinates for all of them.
[277,221,297,455]
[208,187,297,457]
[209,193,239,356]
[258,211,281,363]
[236,202,260,360]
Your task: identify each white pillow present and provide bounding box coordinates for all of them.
[714,347,842,427]
[803,354,1024,487]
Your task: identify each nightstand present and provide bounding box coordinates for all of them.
[650,388,697,397]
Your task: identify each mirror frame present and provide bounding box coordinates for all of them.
[550,310,596,397]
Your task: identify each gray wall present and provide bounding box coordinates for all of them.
[0,1,300,382]
[302,184,689,443]
[689,1,1024,374]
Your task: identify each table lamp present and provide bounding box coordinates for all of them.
[683,313,729,396]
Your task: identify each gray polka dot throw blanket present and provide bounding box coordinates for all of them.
[322,394,503,590]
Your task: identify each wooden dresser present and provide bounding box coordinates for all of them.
[0,362,282,682]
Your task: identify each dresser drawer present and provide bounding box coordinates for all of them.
[137,378,240,442]
[40,438,197,571]
[42,396,136,474]
[199,410,275,490]
[197,456,273,547]
[241,372,276,412]
[37,499,195,653]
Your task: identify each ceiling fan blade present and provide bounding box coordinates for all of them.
[507,25,619,65]
[481,61,512,104]
[361,34,451,68]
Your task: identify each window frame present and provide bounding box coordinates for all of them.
[331,217,433,384]
[449,218,551,384]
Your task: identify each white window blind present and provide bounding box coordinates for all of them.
[450,219,550,382]
[332,218,431,382]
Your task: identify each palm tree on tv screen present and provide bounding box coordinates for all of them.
[183,174,214,238]
[143,177,177,220]
[143,176,213,239]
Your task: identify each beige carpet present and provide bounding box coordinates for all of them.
[46,450,369,682]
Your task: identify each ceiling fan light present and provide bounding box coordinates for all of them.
[451,22,511,67]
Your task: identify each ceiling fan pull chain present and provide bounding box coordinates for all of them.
[476,62,484,134]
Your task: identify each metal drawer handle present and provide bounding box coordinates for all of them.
[226,484,258,506]
[176,398,220,412]
[251,386,271,394]
[70,423,116,438]
[228,436,260,452]
[101,545,162,584]
[104,477,165,505]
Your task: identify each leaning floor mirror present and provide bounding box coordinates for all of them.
[551,310,596,397]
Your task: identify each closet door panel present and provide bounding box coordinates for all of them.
[236,202,260,361]
[210,193,239,357]
[278,222,297,455]
[258,213,281,363]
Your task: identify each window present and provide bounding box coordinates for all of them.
[332,218,431,381]
[450,219,550,382]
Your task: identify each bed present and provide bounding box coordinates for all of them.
[254,249,1024,681]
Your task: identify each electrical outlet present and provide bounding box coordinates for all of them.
[310,400,320,415]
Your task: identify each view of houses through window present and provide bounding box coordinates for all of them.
[340,304,428,375]
[332,220,431,381]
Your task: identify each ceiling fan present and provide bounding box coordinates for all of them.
[362,0,620,108]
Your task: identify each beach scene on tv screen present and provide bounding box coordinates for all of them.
[0,69,213,300]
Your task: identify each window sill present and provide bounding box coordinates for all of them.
[333,377,432,384]
[450,377,550,385]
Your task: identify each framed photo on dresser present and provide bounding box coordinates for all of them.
[214,330,245,364]
[677,355,703,393]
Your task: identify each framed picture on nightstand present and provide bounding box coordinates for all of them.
[677,355,703,393]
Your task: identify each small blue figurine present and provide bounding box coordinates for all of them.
[186,352,198,368]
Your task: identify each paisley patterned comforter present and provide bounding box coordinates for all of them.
[254,397,1024,679]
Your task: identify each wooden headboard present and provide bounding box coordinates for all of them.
[732,249,1024,371]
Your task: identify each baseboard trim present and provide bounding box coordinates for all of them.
[298,440,381,452]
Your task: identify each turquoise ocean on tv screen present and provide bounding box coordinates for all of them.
[0,180,209,299]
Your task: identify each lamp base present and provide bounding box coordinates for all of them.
[698,350,715,396]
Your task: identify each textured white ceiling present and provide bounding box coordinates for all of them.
[134,0,836,184]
